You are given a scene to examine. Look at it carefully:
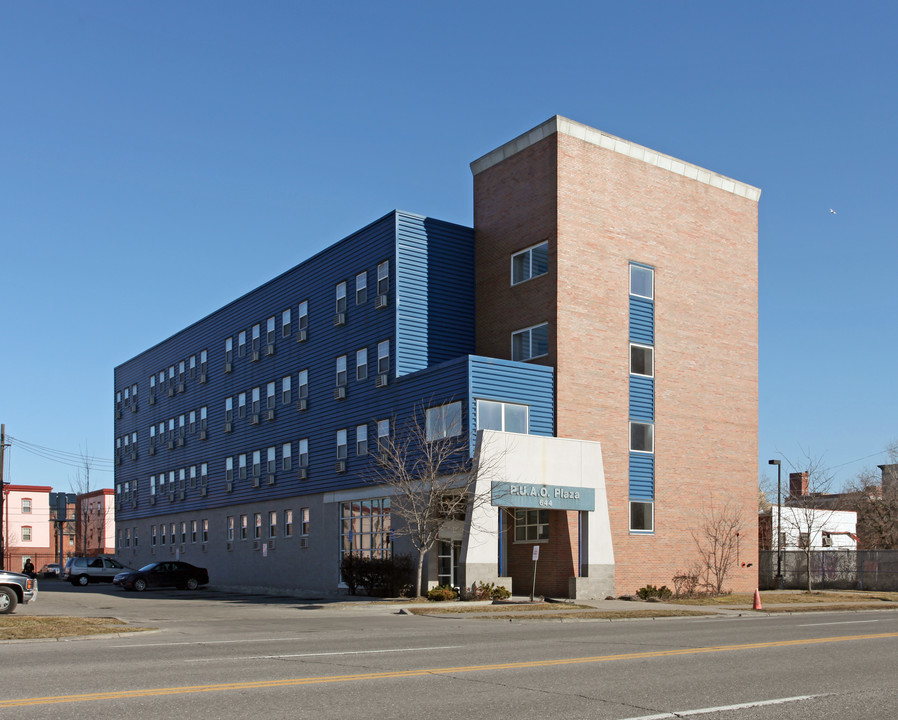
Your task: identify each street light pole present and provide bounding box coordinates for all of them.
[768,459,783,589]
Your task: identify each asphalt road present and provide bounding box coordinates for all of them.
[3,580,898,719]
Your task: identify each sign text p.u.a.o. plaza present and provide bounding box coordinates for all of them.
[491,481,595,512]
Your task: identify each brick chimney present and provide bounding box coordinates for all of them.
[879,464,898,494]
[789,471,809,498]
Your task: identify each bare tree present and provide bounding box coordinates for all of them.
[780,451,837,592]
[69,447,102,555]
[366,404,496,598]
[690,499,743,595]
[842,441,898,549]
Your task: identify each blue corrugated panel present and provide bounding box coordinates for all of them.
[629,297,654,345]
[112,211,487,524]
[395,213,475,376]
[629,375,654,422]
[629,453,655,500]
[468,356,554,443]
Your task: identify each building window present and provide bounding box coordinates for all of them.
[377,260,389,295]
[298,438,309,468]
[239,453,247,480]
[225,337,233,363]
[161,524,167,545]
[630,422,654,453]
[476,400,528,434]
[22,526,32,542]
[630,343,654,377]
[511,241,549,285]
[269,511,277,538]
[282,308,291,337]
[426,402,463,441]
[356,424,368,456]
[189,465,197,488]
[189,355,196,378]
[252,386,261,414]
[336,429,348,460]
[630,264,654,300]
[301,507,310,536]
[282,375,291,405]
[21,498,31,514]
[225,457,234,482]
[180,521,187,544]
[377,419,390,452]
[298,301,308,336]
[226,516,234,542]
[514,509,548,542]
[240,515,248,540]
[191,520,198,543]
[282,442,292,471]
[629,501,654,532]
[284,509,293,537]
[356,348,367,381]
[252,323,261,352]
[267,446,276,473]
[336,355,347,387]
[201,462,208,486]
[267,381,276,409]
[152,525,157,546]
[356,271,367,305]
[266,316,276,345]
[238,392,246,418]
[252,450,261,478]
[298,369,309,401]
[511,323,548,361]
[202,519,208,543]
[238,330,247,357]
[377,340,389,375]
[254,513,262,539]
[336,281,347,314]
[340,499,389,560]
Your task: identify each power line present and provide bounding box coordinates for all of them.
[6,435,114,472]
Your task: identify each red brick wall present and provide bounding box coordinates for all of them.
[505,509,579,597]
[475,126,759,596]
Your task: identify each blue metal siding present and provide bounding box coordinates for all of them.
[628,453,654,499]
[395,213,475,376]
[468,356,554,443]
[628,375,654,422]
[629,297,654,345]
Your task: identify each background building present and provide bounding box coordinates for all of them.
[2,484,52,573]
[114,116,760,597]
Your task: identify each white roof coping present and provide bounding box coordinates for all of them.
[470,115,761,202]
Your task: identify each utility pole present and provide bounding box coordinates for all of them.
[1,424,7,570]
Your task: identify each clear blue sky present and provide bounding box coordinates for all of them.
[2,2,896,493]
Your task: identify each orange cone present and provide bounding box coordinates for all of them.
[752,588,762,610]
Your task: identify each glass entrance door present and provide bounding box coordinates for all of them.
[437,539,462,587]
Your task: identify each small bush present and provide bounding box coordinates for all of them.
[427,585,458,602]
[340,553,414,597]
[672,571,700,598]
[636,584,672,601]
[460,581,511,601]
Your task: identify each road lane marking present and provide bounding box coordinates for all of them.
[2,632,897,708]
[621,694,822,719]
[184,645,463,661]
[112,637,315,648]
[798,620,881,627]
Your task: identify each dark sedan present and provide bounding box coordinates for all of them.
[113,561,209,592]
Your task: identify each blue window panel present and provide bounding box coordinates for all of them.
[629,375,654,422]
[629,297,654,345]
[396,213,475,377]
[629,453,654,500]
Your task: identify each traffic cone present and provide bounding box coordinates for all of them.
[752,588,762,610]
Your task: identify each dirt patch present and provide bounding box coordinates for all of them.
[0,616,151,641]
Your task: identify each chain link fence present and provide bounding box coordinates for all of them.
[760,550,898,591]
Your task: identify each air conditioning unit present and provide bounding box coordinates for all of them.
[169,546,176,555]
[335,460,346,473]
[375,294,388,309]
[178,490,185,500]
[115,409,122,419]
[199,430,207,440]
[226,542,233,551]
[168,387,176,397]
[378,452,390,465]
[251,350,261,362]
[265,343,275,356]
[267,474,276,486]
[130,403,139,413]
[200,487,207,496]
[375,373,389,388]
[168,492,175,502]
[252,476,260,488]
[115,455,122,466]
[149,496,156,505]
[268,539,276,550]
[148,395,156,405]
[334,386,346,400]
[167,440,175,450]
[130,451,138,461]
[224,422,233,433]
[177,382,186,393]
[299,537,308,549]
[297,398,308,411]
[253,540,261,550]
[148,445,156,456]
[131,499,137,508]
[266,409,276,421]
[224,362,233,373]
[334,313,346,326]
[151,547,156,555]
[297,329,307,342]
[251,413,261,425]
[298,468,308,480]
[177,437,185,447]
[199,373,207,384]
[225,481,233,493]
[201,544,207,553]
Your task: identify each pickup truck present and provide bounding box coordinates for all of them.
[0,570,38,614]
